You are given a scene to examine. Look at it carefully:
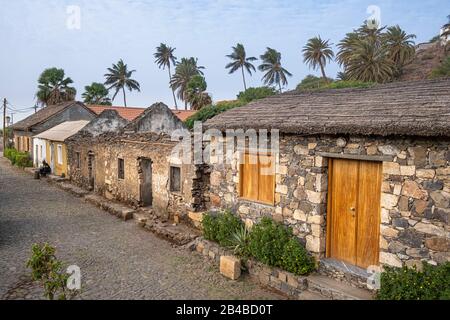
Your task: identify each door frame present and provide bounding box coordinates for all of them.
[325,158,382,267]
[139,157,153,207]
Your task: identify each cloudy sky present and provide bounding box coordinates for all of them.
[0,0,448,124]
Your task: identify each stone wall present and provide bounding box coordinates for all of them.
[208,134,450,268]
[67,133,208,220]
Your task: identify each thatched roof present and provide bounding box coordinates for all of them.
[205,78,450,137]
[11,101,92,131]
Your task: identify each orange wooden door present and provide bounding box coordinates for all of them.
[327,159,381,268]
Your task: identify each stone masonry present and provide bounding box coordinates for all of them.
[208,133,450,268]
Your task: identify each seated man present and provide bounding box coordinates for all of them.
[39,160,51,176]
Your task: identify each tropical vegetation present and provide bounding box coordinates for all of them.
[202,212,315,276]
[81,82,112,105]
[225,43,257,91]
[170,57,205,109]
[154,43,178,109]
[376,262,450,300]
[258,47,292,92]
[430,55,450,78]
[104,59,140,107]
[185,75,212,110]
[336,23,416,82]
[36,68,76,107]
[236,86,277,103]
[302,36,334,82]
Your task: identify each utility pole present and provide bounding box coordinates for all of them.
[3,98,7,152]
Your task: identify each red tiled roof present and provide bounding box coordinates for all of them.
[171,110,197,121]
[87,105,197,122]
[87,105,145,121]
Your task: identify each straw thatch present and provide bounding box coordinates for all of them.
[205,78,450,137]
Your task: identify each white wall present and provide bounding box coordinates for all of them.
[32,138,47,167]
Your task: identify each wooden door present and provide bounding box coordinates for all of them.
[327,159,382,268]
[88,153,95,190]
[140,159,152,207]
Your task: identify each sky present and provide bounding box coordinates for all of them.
[0,0,448,126]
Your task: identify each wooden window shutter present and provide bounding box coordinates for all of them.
[258,154,275,204]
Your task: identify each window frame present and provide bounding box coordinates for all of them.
[169,165,182,193]
[238,152,276,206]
[118,158,125,180]
[75,152,81,169]
[57,144,63,165]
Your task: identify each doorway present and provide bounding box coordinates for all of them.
[140,158,152,207]
[88,152,95,190]
[326,158,382,268]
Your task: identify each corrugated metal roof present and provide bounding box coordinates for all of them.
[34,120,90,142]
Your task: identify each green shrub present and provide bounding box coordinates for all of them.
[281,238,315,275]
[324,80,375,89]
[248,217,292,268]
[202,210,244,247]
[230,225,251,258]
[236,86,277,103]
[26,243,79,300]
[4,148,19,164]
[376,262,450,300]
[430,55,450,78]
[296,75,333,90]
[15,153,33,168]
[184,101,245,129]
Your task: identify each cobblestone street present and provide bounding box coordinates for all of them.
[0,155,284,300]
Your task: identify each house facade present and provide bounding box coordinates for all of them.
[204,79,450,273]
[33,120,89,176]
[10,101,96,154]
[66,103,209,220]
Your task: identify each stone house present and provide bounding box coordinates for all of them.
[87,104,197,122]
[10,101,96,154]
[204,78,450,276]
[66,103,209,220]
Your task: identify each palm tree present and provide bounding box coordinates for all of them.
[36,68,76,107]
[170,57,204,109]
[154,43,178,109]
[185,75,212,110]
[337,23,397,83]
[225,43,257,91]
[345,41,394,82]
[104,59,140,107]
[82,82,112,105]
[258,48,292,92]
[384,25,416,75]
[302,36,334,83]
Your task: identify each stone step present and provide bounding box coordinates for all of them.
[306,274,374,300]
[298,290,331,300]
[57,182,90,197]
[84,194,135,221]
[143,220,200,246]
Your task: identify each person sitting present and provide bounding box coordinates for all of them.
[39,160,51,176]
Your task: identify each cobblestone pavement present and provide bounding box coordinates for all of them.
[0,155,285,300]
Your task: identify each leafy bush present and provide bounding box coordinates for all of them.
[15,153,33,167]
[281,238,315,275]
[184,101,245,129]
[296,75,333,90]
[376,262,450,300]
[4,147,33,167]
[248,217,293,267]
[230,225,251,258]
[430,55,450,78]
[236,86,277,103]
[202,210,244,247]
[26,243,79,300]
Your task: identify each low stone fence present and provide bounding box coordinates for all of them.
[192,238,309,298]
